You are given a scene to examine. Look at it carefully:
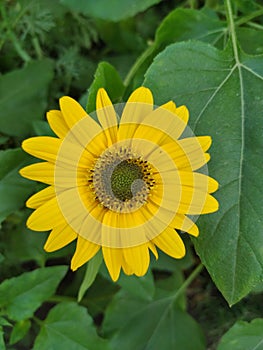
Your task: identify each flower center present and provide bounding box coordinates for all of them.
[110,160,144,201]
[89,146,156,213]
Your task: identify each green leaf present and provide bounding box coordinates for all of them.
[2,213,47,267]
[0,60,53,137]
[0,149,35,224]
[0,317,11,327]
[33,302,109,350]
[155,271,186,311]
[102,290,146,337]
[237,27,263,55]
[0,266,67,321]
[110,296,205,350]
[117,270,155,301]
[9,320,31,345]
[87,61,124,114]
[60,0,161,22]
[217,319,263,350]
[32,121,55,137]
[155,8,225,49]
[144,41,263,305]
[78,251,103,302]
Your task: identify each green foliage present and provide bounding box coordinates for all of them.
[78,251,103,302]
[0,60,54,137]
[87,61,124,113]
[0,149,35,224]
[1,0,263,349]
[61,0,161,21]
[9,319,31,345]
[217,318,263,350]
[0,266,67,321]
[33,302,109,350]
[104,290,205,350]
[144,40,263,305]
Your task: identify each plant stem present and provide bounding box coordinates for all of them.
[235,8,263,26]
[47,295,76,303]
[171,263,204,303]
[225,0,239,63]
[124,44,155,88]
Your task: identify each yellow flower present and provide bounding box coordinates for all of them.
[20,87,218,281]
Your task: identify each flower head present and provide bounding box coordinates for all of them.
[20,87,218,281]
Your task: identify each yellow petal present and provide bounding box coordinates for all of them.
[20,162,55,185]
[170,214,199,237]
[152,228,185,259]
[71,236,100,271]
[59,96,87,129]
[175,105,189,124]
[44,223,77,252]
[167,136,212,170]
[134,103,187,142]
[26,186,55,209]
[148,242,158,259]
[46,110,69,138]
[122,258,134,276]
[26,196,65,231]
[96,88,118,145]
[178,136,212,155]
[123,244,150,277]
[118,87,153,140]
[179,188,219,215]
[177,171,219,194]
[102,246,122,281]
[96,89,118,137]
[22,137,61,163]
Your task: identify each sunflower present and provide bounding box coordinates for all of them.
[20,87,218,281]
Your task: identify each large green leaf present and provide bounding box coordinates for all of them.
[0,149,35,224]
[60,0,161,22]
[0,266,67,321]
[33,302,109,350]
[108,294,205,350]
[217,319,263,350]
[0,60,53,137]
[144,41,263,305]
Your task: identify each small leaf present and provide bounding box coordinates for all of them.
[0,149,35,224]
[155,8,225,49]
[0,60,54,137]
[217,319,263,350]
[78,251,103,302]
[144,41,263,305]
[9,320,31,345]
[0,266,67,321]
[33,302,109,350]
[87,61,124,114]
[60,0,161,22]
